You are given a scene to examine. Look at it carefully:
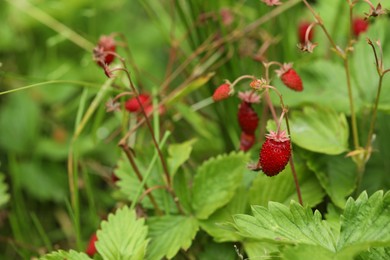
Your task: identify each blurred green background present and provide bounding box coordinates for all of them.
[1,0,390,258]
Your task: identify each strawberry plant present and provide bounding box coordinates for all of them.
[0,0,390,259]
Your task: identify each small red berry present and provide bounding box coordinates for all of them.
[353,18,369,37]
[94,35,116,68]
[276,63,303,91]
[259,130,291,176]
[239,132,255,151]
[125,94,151,113]
[298,22,314,44]
[237,101,259,135]
[86,233,98,257]
[213,83,232,101]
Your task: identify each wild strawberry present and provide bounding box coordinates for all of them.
[213,83,232,101]
[276,63,303,91]
[259,130,291,176]
[238,102,259,135]
[93,35,116,68]
[86,233,98,257]
[353,18,369,37]
[239,132,255,151]
[298,22,314,44]
[125,94,151,113]
[237,92,260,135]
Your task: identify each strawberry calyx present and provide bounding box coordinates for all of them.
[275,63,293,77]
[266,130,290,142]
[238,91,261,104]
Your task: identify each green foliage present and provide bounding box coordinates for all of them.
[199,186,248,242]
[272,60,357,113]
[289,106,349,155]
[306,154,356,208]
[0,173,10,207]
[0,93,41,154]
[95,206,149,260]
[192,152,248,219]
[2,0,390,258]
[146,215,199,260]
[249,160,324,207]
[233,191,390,259]
[167,139,196,178]
[40,250,91,260]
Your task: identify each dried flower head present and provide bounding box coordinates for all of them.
[261,0,282,6]
[364,3,386,20]
[297,41,318,53]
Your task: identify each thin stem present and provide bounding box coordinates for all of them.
[117,68,172,187]
[119,143,163,215]
[264,90,278,122]
[348,2,353,44]
[114,32,145,89]
[284,115,303,205]
[367,39,380,70]
[229,75,256,90]
[366,75,383,151]
[344,58,360,150]
[302,0,344,57]
[0,80,103,96]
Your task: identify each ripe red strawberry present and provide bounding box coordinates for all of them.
[237,101,259,135]
[125,94,151,113]
[239,132,255,151]
[86,233,98,257]
[259,130,291,176]
[276,63,303,91]
[213,83,232,101]
[94,35,116,68]
[298,22,314,44]
[353,18,369,37]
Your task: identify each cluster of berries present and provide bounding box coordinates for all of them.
[212,63,302,176]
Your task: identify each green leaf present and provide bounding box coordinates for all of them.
[356,247,390,260]
[192,152,248,219]
[234,202,336,250]
[146,215,199,260]
[233,191,390,259]
[306,153,356,208]
[337,191,390,256]
[115,154,176,211]
[243,240,280,259]
[199,186,248,242]
[281,244,336,260]
[96,206,149,260]
[0,173,10,208]
[167,139,196,178]
[249,160,324,208]
[289,106,349,155]
[39,250,91,260]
